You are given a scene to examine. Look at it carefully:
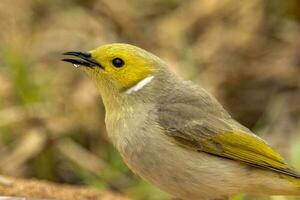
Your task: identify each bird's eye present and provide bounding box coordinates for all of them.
[112,58,125,68]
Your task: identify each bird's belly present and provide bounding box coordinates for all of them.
[110,118,295,199]
[117,131,244,200]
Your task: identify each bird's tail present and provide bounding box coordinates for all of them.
[246,168,300,196]
[267,174,300,195]
[264,166,300,195]
[282,175,300,195]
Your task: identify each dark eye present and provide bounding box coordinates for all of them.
[112,58,125,68]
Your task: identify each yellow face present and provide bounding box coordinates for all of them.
[84,43,159,91]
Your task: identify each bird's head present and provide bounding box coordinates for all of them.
[63,43,165,109]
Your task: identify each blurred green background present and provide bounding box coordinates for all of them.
[0,0,300,199]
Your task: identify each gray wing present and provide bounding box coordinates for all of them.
[156,89,300,178]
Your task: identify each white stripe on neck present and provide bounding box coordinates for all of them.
[125,76,154,94]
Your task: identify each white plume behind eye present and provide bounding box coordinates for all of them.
[125,76,154,94]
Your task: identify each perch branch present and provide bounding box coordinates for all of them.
[0,175,129,200]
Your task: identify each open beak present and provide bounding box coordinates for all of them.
[62,51,103,69]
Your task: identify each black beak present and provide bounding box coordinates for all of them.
[62,51,103,69]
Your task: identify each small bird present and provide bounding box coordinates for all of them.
[63,43,300,200]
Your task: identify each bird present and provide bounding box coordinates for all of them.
[62,43,300,200]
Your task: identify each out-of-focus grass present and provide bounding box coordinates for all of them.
[0,0,300,199]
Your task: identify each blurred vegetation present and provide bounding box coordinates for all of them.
[0,0,300,199]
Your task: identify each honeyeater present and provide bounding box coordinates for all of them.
[62,43,300,200]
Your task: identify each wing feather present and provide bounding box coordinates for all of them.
[158,103,300,178]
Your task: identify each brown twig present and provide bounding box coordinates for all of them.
[0,176,130,200]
